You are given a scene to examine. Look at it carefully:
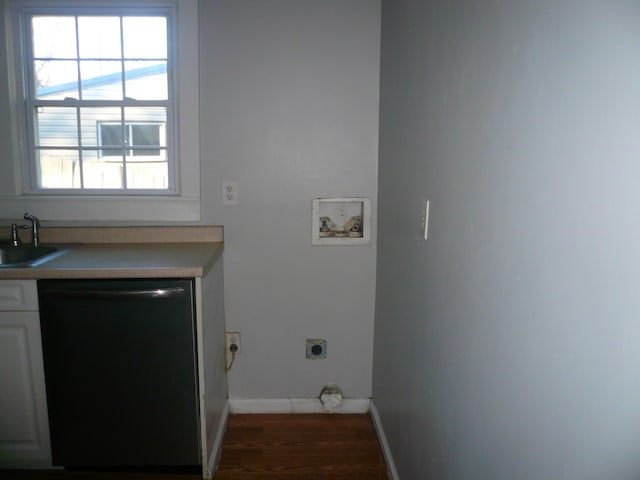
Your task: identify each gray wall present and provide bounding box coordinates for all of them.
[374,1,640,479]
[199,0,380,398]
[0,0,380,399]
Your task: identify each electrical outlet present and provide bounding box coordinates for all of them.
[306,338,327,359]
[223,181,238,206]
[226,331,241,354]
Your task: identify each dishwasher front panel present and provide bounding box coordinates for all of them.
[38,278,201,468]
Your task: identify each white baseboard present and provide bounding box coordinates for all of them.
[370,401,400,480]
[228,397,370,414]
[207,400,230,479]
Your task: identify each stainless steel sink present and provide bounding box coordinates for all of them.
[0,245,68,268]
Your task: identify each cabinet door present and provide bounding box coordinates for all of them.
[0,281,39,311]
[0,311,51,467]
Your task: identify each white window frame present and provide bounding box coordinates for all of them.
[0,0,201,222]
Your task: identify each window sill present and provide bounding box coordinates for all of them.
[0,194,200,222]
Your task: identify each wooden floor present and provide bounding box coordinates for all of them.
[1,413,389,480]
[214,414,389,479]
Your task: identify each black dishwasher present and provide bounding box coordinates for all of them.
[38,278,201,469]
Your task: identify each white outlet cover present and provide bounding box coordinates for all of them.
[223,181,238,206]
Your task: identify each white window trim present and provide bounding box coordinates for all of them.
[0,0,200,222]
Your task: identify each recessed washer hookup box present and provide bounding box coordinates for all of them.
[312,197,371,245]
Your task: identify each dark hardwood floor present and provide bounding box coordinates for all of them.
[1,413,389,480]
[214,413,389,479]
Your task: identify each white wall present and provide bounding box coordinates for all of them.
[375,1,640,479]
[199,0,380,398]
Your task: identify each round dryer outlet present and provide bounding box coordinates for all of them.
[306,338,327,359]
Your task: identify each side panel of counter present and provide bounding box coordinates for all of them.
[195,255,228,478]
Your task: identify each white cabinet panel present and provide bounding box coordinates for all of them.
[0,281,39,311]
[0,281,51,468]
[0,320,39,442]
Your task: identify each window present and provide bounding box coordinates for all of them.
[21,7,175,193]
[99,122,164,159]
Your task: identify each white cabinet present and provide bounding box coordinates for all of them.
[0,280,51,468]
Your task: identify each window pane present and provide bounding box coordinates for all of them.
[124,61,167,100]
[125,108,167,157]
[77,17,121,59]
[83,150,124,189]
[122,17,167,59]
[125,107,166,128]
[130,147,166,158]
[32,16,77,59]
[101,148,124,159]
[34,106,78,147]
[35,60,78,99]
[125,107,166,160]
[132,124,160,147]
[80,60,123,100]
[80,106,123,148]
[101,125,124,148]
[126,162,168,189]
[36,149,80,188]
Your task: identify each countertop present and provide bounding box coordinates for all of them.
[0,226,223,280]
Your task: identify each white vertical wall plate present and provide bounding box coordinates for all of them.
[222,181,238,206]
[422,200,430,240]
[312,197,371,245]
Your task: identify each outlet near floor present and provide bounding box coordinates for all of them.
[225,332,241,354]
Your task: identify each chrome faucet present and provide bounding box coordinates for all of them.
[9,224,27,247]
[23,212,40,246]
